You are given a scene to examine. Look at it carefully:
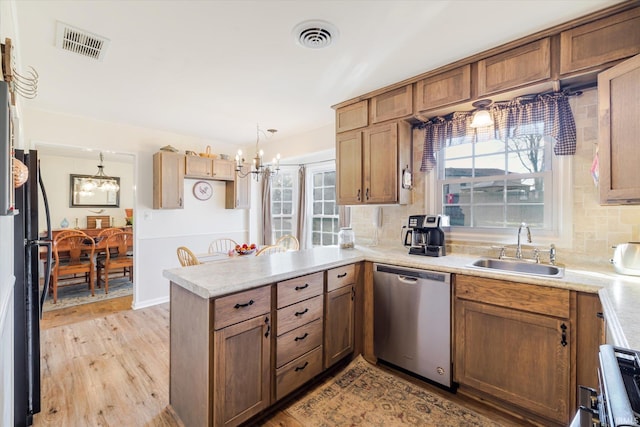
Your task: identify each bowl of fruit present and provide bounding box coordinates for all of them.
[234,243,257,256]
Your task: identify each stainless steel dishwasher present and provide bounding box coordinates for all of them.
[373,263,452,387]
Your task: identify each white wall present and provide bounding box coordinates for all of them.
[22,107,250,308]
[37,152,134,231]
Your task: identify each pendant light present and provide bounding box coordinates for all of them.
[235,124,281,181]
[470,99,494,128]
[80,152,120,193]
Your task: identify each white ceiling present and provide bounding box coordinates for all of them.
[14,0,623,148]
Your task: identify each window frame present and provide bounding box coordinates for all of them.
[270,166,298,242]
[428,137,572,245]
[305,161,340,248]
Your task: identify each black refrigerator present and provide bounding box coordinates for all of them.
[13,148,52,427]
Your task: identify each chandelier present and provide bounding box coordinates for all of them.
[235,124,281,181]
[79,152,120,194]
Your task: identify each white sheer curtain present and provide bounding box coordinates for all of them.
[261,169,273,245]
[296,165,306,249]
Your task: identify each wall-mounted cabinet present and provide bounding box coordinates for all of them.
[336,121,411,205]
[225,163,251,209]
[213,159,235,181]
[335,100,368,133]
[560,8,640,75]
[477,38,551,97]
[184,155,213,179]
[414,64,471,114]
[370,85,412,124]
[153,151,184,209]
[597,54,640,205]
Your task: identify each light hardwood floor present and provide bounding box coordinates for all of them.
[37,297,530,427]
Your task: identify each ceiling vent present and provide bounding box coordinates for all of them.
[56,22,110,61]
[292,20,339,49]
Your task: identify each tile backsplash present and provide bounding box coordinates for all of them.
[350,88,640,269]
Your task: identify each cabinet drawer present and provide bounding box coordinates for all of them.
[455,275,569,318]
[276,318,323,368]
[275,346,323,401]
[277,272,323,308]
[326,264,355,292]
[277,295,323,336]
[213,286,271,330]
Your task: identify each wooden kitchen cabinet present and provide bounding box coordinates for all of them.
[213,313,271,426]
[153,151,185,209]
[560,8,640,75]
[274,272,324,401]
[454,275,571,425]
[336,121,411,205]
[597,54,640,205]
[324,264,356,369]
[414,64,471,113]
[170,284,271,427]
[370,85,412,124]
[336,130,363,204]
[335,100,368,133]
[477,38,551,97]
[213,159,236,181]
[185,155,214,179]
[225,163,251,209]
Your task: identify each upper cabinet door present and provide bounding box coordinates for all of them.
[184,156,213,178]
[335,100,368,133]
[477,38,551,97]
[561,8,640,75]
[363,122,398,204]
[598,54,640,205]
[370,85,412,124]
[212,159,235,181]
[415,65,471,113]
[336,131,363,205]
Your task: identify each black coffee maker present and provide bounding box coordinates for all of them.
[403,214,449,256]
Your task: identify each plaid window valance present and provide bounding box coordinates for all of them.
[417,92,577,172]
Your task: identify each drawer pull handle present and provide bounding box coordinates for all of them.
[295,308,309,317]
[295,361,309,372]
[234,300,254,309]
[294,333,309,342]
[337,272,347,278]
[295,283,309,291]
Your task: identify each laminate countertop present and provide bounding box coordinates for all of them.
[163,245,640,350]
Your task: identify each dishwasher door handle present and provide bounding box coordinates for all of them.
[397,275,419,284]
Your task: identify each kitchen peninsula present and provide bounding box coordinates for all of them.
[164,246,640,427]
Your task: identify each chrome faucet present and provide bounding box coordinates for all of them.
[515,222,531,259]
[549,244,556,265]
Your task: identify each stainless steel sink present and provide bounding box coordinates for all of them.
[467,258,564,278]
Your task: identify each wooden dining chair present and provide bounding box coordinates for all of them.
[52,233,96,303]
[50,229,91,285]
[208,238,238,254]
[275,234,300,251]
[96,231,134,294]
[177,246,201,266]
[255,245,288,256]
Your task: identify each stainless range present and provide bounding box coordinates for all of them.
[573,345,640,427]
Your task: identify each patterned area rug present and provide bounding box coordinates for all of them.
[42,277,132,312]
[285,356,504,427]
